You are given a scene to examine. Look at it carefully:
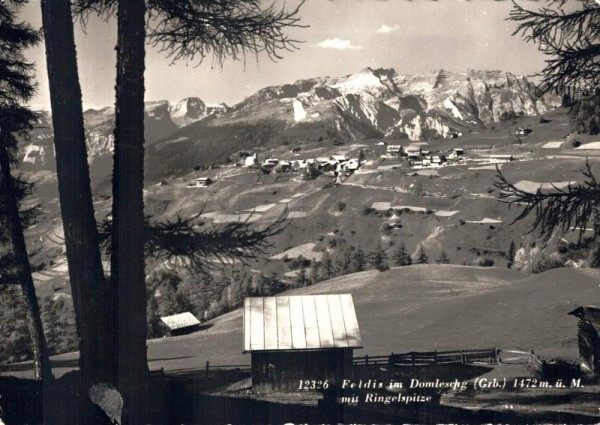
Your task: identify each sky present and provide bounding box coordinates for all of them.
[20,0,549,110]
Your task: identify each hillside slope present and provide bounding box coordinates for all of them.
[130,266,596,373]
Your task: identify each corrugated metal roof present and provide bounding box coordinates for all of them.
[160,312,201,330]
[243,294,362,352]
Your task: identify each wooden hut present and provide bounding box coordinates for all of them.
[243,294,362,391]
[159,312,201,337]
[568,306,600,376]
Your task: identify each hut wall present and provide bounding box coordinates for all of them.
[578,320,600,375]
[251,349,353,392]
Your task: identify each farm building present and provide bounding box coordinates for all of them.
[159,312,201,337]
[515,126,533,136]
[187,177,214,188]
[330,154,348,162]
[244,153,258,167]
[386,145,403,157]
[274,161,293,173]
[244,294,362,391]
[431,153,447,165]
[568,306,600,376]
[406,146,422,159]
[449,148,464,159]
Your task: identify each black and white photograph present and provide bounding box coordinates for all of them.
[1,0,599,423]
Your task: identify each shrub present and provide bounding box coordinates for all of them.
[474,257,494,267]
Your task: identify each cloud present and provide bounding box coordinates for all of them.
[316,38,363,50]
[377,24,400,34]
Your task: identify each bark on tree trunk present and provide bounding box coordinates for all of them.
[40,0,117,422]
[113,0,148,423]
[0,145,52,383]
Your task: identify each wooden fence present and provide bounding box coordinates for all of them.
[156,361,252,379]
[354,348,500,367]
[154,348,501,379]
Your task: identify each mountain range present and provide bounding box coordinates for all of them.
[20,67,561,181]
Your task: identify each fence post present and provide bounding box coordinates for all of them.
[460,350,464,364]
[206,361,210,378]
[365,355,369,366]
[434,350,437,365]
[389,353,394,368]
[411,353,415,367]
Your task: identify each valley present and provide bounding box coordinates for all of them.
[6,66,600,413]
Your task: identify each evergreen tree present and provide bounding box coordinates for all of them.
[369,243,389,272]
[413,244,429,265]
[509,1,600,134]
[392,242,412,266]
[0,0,51,382]
[310,262,320,285]
[437,249,449,264]
[320,251,334,281]
[41,298,61,355]
[335,247,353,276]
[507,241,517,269]
[351,247,367,272]
[295,265,308,287]
[358,149,366,164]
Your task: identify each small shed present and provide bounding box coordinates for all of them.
[195,177,214,186]
[159,312,201,337]
[244,294,362,391]
[568,306,600,376]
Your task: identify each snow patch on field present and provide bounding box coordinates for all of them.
[514,180,578,193]
[575,142,600,150]
[270,242,322,261]
[288,211,309,219]
[245,203,276,213]
[212,213,261,223]
[371,202,391,211]
[435,210,460,217]
[542,141,564,149]
[466,218,502,224]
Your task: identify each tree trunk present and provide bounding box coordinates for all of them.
[113,0,148,423]
[40,0,116,422]
[0,145,52,383]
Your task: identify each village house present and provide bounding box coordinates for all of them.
[386,145,403,157]
[515,126,533,136]
[261,158,279,172]
[430,153,447,166]
[342,158,360,172]
[274,160,293,173]
[330,154,348,163]
[186,176,214,188]
[244,153,258,167]
[448,148,464,159]
[406,146,422,160]
[244,294,362,391]
[568,306,600,376]
[159,312,202,337]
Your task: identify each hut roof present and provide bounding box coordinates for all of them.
[160,312,201,330]
[243,294,362,352]
[569,306,600,333]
